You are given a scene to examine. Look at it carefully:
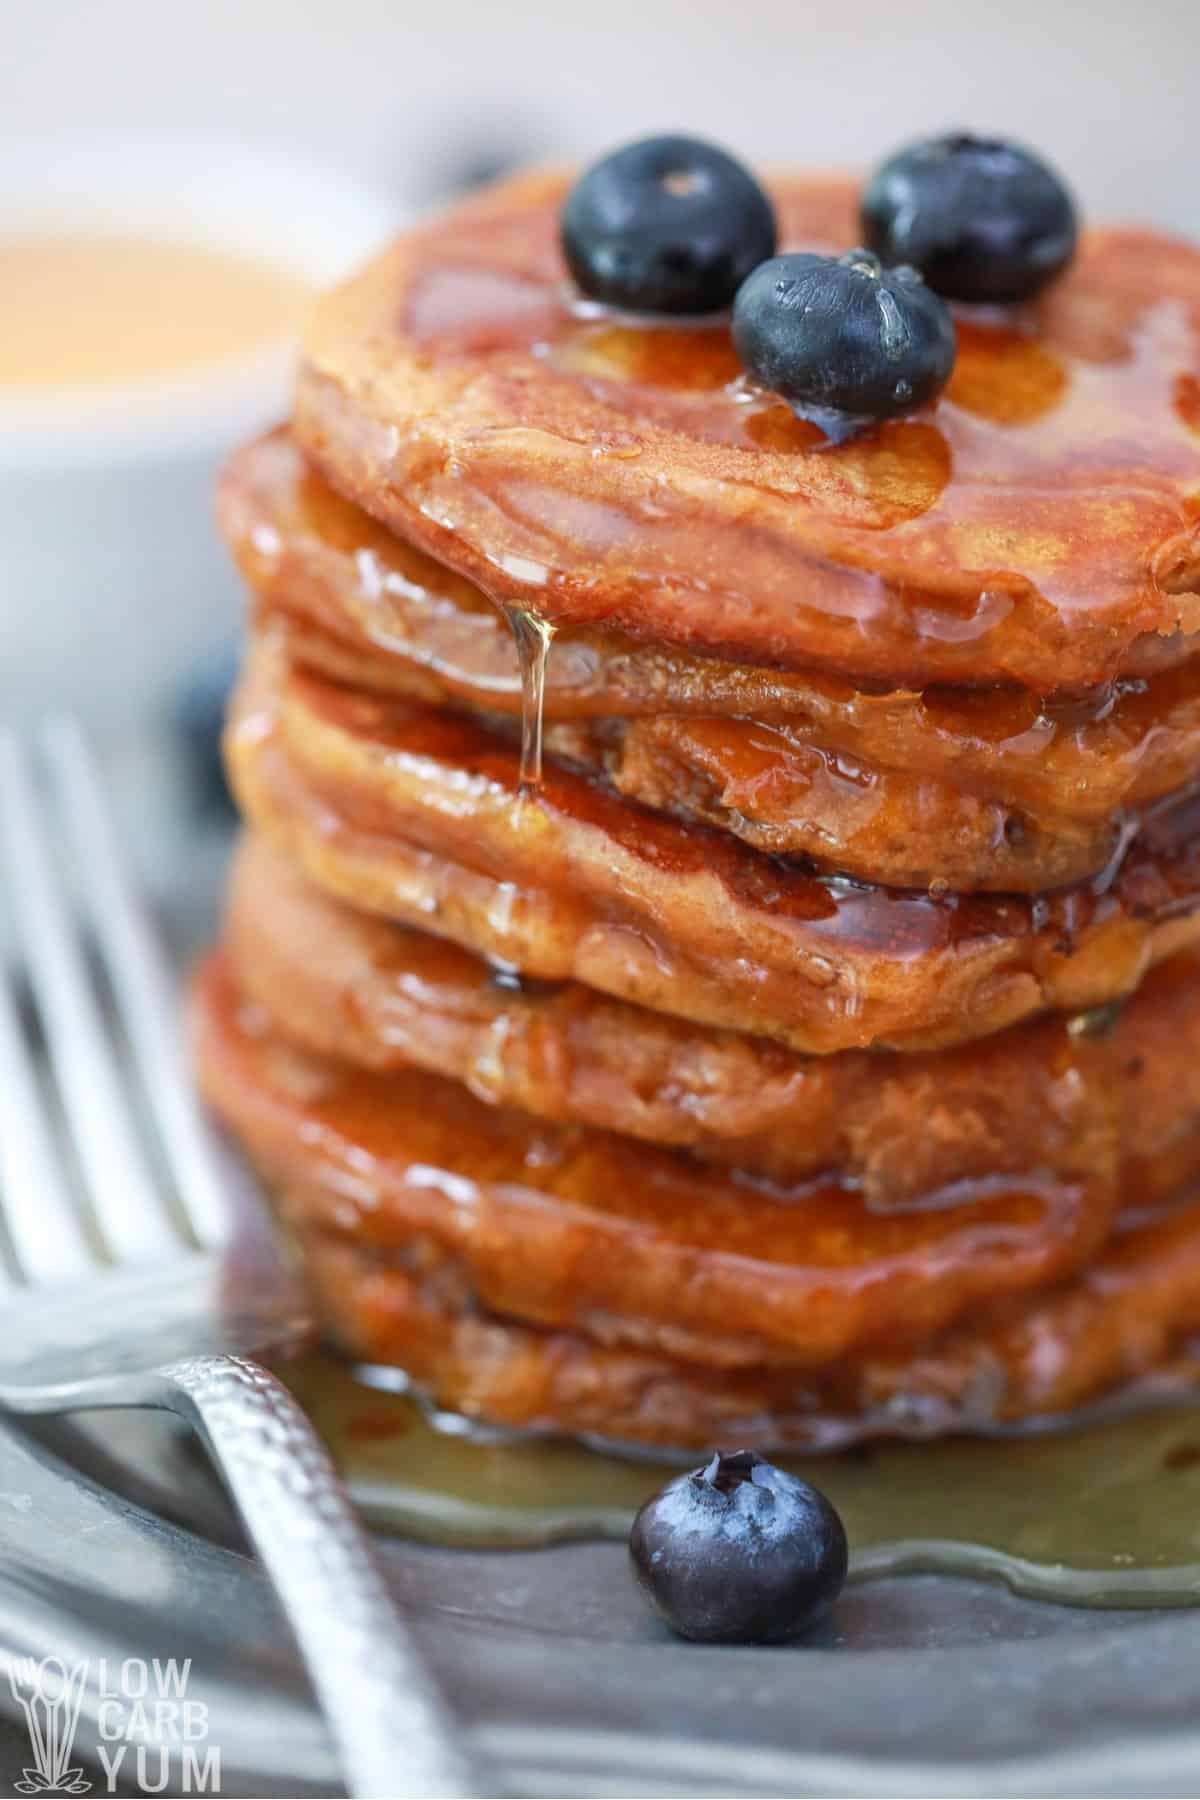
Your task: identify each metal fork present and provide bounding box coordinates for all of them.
[0,721,484,1800]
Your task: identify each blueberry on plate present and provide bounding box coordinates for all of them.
[861,133,1077,304]
[561,135,777,315]
[732,248,956,441]
[629,1449,848,1644]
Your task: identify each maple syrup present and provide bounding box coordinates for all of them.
[0,234,310,388]
[503,605,557,792]
[281,1350,1200,1607]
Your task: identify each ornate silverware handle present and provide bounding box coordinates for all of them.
[164,1354,483,1799]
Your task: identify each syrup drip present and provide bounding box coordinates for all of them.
[504,604,557,793]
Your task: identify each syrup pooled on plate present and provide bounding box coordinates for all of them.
[281,1350,1200,1608]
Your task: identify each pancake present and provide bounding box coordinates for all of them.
[223,430,1200,892]
[192,952,1125,1371]
[192,954,1200,1448]
[285,1204,1200,1451]
[545,714,1168,893]
[265,609,1176,894]
[295,171,1200,692]
[226,635,1200,1054]
[226,834,1200,1204]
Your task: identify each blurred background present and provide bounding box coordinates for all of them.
[6,0,1195,220]
[0,0,1193,896]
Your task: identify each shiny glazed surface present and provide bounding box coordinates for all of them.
[224,430,1200,891]
[193,957,1200,1450]
[195,954,1200,1383]
[225,834,1200,1204]
[225,635,1200,1054]
[295,172,1200,691]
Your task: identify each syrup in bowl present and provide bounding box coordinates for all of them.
[0,233,313,390]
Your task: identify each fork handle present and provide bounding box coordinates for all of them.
[161,1353,483,1799]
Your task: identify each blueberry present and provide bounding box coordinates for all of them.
[732,248,956,441]
[172,642,238,823]
[629,1449,848,1643]
[861,133,1077,305]
[561,135,776,315]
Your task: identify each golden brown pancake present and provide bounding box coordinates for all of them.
[295,171,1200,692]
[223,430,1200,892]
[285,1207,1200,1450]
[226,834,1200,1204]
[226,635,1200,1054]
[267,606,1200,892]
[192,953,1124,1370]
[546,713,1149,893]
[192,956,1200,1447]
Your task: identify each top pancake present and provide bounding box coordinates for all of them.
[297,170,1200,693]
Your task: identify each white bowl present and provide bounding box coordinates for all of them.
[0,132,396,726]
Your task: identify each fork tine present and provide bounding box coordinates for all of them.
[43,720,231,1248]
[0,733,178,1265]
[0,962,93,1286]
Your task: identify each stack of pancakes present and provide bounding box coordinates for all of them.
[193,171,1200,1450]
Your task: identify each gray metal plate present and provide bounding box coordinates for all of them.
[3,1406,1200,1797]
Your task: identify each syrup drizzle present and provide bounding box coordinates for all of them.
[504,604,557,793]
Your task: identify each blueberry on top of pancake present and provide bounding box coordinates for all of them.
[862,133,1078,304]
[561,135,776,314]
[732,248,956,441]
